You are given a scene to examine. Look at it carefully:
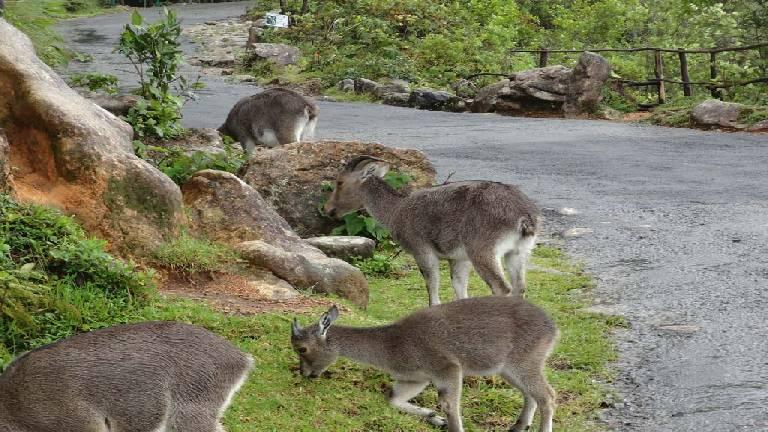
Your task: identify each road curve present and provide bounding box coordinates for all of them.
[55,3,768,431]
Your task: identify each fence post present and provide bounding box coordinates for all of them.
[539,49,549,68]
[654,50,666,104]
[709,52,722,99]
[678,48,692,97]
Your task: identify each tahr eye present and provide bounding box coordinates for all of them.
[298,347,308,354]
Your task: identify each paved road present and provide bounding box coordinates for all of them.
[56,3,768,431]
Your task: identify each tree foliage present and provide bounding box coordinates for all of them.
[250,0,767,104]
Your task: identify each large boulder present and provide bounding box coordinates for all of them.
[78,90,141,117]
[0,128,11,193]
[472,52,611,116]
[181,170,369,307]
[409,88,460,111]
[0,20,183,252]
[144,128,241,157]
[239,140,436,236]
[305,236,376,261]
[249,43,300,66]
[374,79,410,98]
[692,99,743,128]
[563,51,612,117]
[354,78,381,94]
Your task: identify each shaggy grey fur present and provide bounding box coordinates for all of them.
[0,321,253,432]
[325,155,541,305]
[218,87,318,153]
[291,297,558,432]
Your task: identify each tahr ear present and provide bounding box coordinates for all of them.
[317,305,339,337]
[361,161,390,179]
[291,318,302,338]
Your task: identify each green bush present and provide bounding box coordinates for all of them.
[68,72,119,94]
[117,9,191,139]
[328,170,412,241]
[151,233,239,274]
[0,194,154,364]
[133,139,246,185]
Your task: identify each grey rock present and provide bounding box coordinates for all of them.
[354,78,381,94]
[374,79,410,98]
[657,324,700,335]
[0,129,11,193]
[599,107,624,121]
[692,99,744,128]
[237,240,368,307]
[157,128,240,157]
[408,88,459,111]
[747,119,768,132]
[239,140,436,236]
[305,236,376,260]
[0,20,183,253]
[181,170,369,307]
[382,92,411,107]
[472,52,611,116]
[563,227,593,238]
[79,90,141,117]
[249,43,300,66]
[564,51,612,117]
[337,78,355,92]
[557,207,580,216]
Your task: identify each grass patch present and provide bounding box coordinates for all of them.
[737,105,768,126]
[159,245,614,432]
[322,87,380,103]
[645,96,705,128]
[150,233,239,273]
[2,192,616,430]
[3,0,112,66]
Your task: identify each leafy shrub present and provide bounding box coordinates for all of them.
[328,170,412,241]
[68,72,119,94]
[133,139,246,185]
[117,9,195,139]
[350,253,398,276]
[151,233,239,273]
[0,195,154,364]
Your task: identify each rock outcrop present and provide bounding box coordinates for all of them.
[692,99,743,128]
[239,141,436,236]
[0,20,183,252]
[409,88,460,111]
[181,170,369,307]
[78,90,141,117]
[0,129,11,193]
[249,43,300,66]
[563,51,612,116]
[305,236,376,261]
[472,51,611,116]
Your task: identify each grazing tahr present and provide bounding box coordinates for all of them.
[324,155,541,305]
[291,298,558,432]
[218,87,318,154]
[0,321,253,432]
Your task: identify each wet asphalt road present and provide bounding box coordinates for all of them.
[55,3,768,431]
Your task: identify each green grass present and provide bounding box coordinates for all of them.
[3,0,112,66]
[647,97,768,129]
[2,190,616,430]
[150,232,240,273]
[322,86,381,103]
[141,245,617,432]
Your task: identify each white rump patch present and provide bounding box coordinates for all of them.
[256,128,279,147]
[301,115,317,142]
[218,355,254,420]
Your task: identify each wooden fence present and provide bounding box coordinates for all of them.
[505,43,768,104]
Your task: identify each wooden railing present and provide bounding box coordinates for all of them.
[502,43,768,104]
